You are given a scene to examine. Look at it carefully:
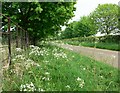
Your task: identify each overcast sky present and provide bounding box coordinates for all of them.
[70,0,119,22]
[61,0,119,31]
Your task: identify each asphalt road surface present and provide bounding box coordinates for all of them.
[56,43,120,69]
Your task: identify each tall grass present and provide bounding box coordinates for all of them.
[2,44,120,91]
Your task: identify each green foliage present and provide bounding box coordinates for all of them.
[60,15,97,39]
[60,3,119,40]
[78,16,97,35]
[2,2,76,43]
[90,4,119,35]
[62,27,74,38]
[118,5,120,30]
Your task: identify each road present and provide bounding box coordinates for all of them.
[56,43,120,69]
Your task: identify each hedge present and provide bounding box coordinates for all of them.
[63,35,120,44]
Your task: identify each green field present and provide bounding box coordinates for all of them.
[2,44,120,91]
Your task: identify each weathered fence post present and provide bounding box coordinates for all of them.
[16,24,18,48]
[26,31,29,47]
[21,29,23,49]
[8,17,11,65]
[25,31,27,50]
[24,30,26,50]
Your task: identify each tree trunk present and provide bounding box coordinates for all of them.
[32,37,37,46]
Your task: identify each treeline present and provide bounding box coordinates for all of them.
[58,4,119,39]
[2,1,76,45]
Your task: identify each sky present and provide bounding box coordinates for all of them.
[71,0,119,22]
[62,0,119,31]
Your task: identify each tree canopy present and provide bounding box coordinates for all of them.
[2,2,76,43]
[73,16,97,36]
[60,15,97,39]
[59,3,119,40]
[90,4,119,35]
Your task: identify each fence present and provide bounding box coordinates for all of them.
[0,13,29,67]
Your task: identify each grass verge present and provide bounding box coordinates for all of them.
[81,42,119,51]
[2,44,120,91]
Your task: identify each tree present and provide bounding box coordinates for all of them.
[62,27,73,39]
[60,16,97,39]
[90,4,119,35]
[2,2,76,44]
[60,21,78,39]
[118,4,120,30]
[73,16,97,37]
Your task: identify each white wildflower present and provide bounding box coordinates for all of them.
[79,83,84,88]
[42,77,46,80]
[42,77,50,81]
[29,45,49,56]
[26,59,34,62]
[72,56,75,58]
[45,72,50,75]
[12,58,16,61]
[24,89,27,91]
[100,75,104,79]
[24,59,40,69]
[20,82,36,91]
[53,51,67,59]
[76,77,85,88]
[44,60,49,63]
[47,77,50,81]
[83,68,86,71]
[38,88,44,91]
[77,77,82,81]
[15,54,25,60]
[29,45,35,48]
[36,63,40,67]
[95,41,98,44]
[16,48,23,52]
[65,85,70,89]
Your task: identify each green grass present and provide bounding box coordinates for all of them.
[81,42,119,51]
[62,40,120,51]
[2,44,120,91]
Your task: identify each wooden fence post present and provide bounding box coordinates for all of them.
[21,29,23,49]
[16,24,18,48]
[26,31,29,47]
[24,30,26,49]
[8,17,11,65]
[23,30,25,50]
